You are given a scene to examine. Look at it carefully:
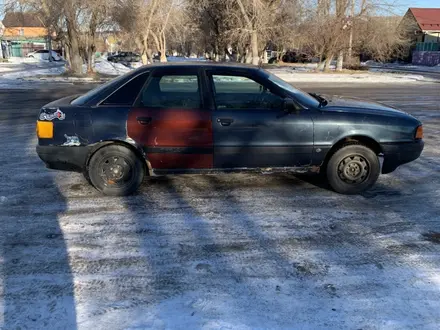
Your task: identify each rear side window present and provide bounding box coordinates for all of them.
[141,74,201,109]
[102,72,149,105]
[159,75,198,92]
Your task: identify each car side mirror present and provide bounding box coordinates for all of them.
[283,98,297,113]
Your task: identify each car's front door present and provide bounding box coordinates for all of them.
[206,70,314,168]
[128,68,213,170]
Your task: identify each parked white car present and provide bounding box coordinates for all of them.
[26,50,62,61]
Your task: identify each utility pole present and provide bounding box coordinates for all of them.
[348,0,355,60]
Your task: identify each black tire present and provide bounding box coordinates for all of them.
[326,144,380,194]
[83,171,92,185]
[88,145,145,196]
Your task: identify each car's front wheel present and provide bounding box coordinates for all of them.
[326,144,380,194]
[88,145,145,196]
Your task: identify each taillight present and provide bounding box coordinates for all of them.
[415,125,423,140]
[36,121,53,138]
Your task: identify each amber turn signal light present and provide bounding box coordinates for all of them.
[415,125,423,140]
[36,121,53,138]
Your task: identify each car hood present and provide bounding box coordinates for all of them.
[322,95,413,118]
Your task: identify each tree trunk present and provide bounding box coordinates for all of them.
[251,30,259,65]
[87,46,95,73]
[141,36,149,65]
[64,43,71,68]
[160,34,167,62]
[146,49,153,64]
[141,54,148,65]
[336,50,343,71]
[66,19,82,74]
[324,54,334,72]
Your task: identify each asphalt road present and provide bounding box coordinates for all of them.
[1,82,440,329]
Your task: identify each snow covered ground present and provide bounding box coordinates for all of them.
[0,84,440,329]
[365,61,440,73]
[269,67,433,83]
[1,58,439,86]
[0,58,131,80]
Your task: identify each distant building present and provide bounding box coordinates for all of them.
[400,8,440,65]
[1,12,49,57]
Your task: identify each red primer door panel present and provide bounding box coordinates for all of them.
[127,107,213,169]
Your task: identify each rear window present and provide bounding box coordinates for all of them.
[71,71,138,106]
[102,72,149,105]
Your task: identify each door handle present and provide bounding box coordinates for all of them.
[137,116,152,125]
[217,118,234,126]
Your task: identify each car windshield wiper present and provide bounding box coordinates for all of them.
[309,93,328,107]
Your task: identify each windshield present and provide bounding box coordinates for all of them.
[71,71,134,105]
[265,72,320,108]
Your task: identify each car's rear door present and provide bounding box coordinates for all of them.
[128,67,213,170]
[206,69,313,168]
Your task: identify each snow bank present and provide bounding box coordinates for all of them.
[268,69,429,83]
[367,62,440,73]
[7,56,42,64]
[93,60,132,76]
[2,65,66,79]
[0,66,16,73]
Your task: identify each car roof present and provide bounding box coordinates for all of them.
[137,62,264,72]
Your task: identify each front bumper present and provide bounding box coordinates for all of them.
[381,140,424,174]
[36,145,90,172]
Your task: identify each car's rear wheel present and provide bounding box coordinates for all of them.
[326,144,380,194]
[88,145,145,196]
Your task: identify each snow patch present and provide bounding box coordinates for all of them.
[2,65,66,79]
[268,70,430,83]
[93,60,132,76]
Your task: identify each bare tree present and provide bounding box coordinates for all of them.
[8,0,112,74]
[227,0,283,65]
[115,0,176,64]
[150,0,175,62]
[357,15,412,62]
[80,0,113,73]
[187,0,231,61]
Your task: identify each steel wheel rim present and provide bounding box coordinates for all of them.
[98,155,134,187]
[337,154,369,184]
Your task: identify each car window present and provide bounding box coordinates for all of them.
[211,75,283,110]
[141,74,201,109]
[264,71,320,108]
[72,71,144,106]
[101,72,150,106]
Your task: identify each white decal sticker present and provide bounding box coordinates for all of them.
[39,109,66,121]
[63,134,81,146]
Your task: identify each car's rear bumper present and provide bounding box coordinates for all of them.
[381,140,424,174]
[36,145,89,172]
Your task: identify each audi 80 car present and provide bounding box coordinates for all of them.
[36,63,424,196]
